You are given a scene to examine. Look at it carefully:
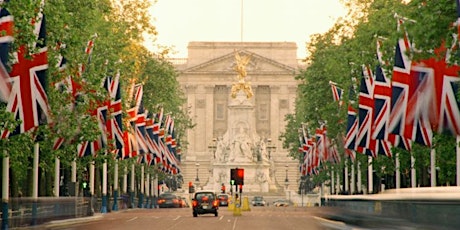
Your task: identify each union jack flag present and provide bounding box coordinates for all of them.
[2,6,49,138]
[357,65,376,157]
[145,111,161,165]
[389,18,433,147]
[420,27,460,136]
[128,84,149,156]
[121,130,137,159]
[433,57,460,135]
[52,37,93,150]
[315,124,329,163]
[373,39,412,151]
[345,82,359,152]
[77,102,108,157]
[104,71,124,155]
[329,81,344,106]
[0,5,12,103]
[308,138,319,175]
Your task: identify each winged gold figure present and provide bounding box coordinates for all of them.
[231,51,253,99]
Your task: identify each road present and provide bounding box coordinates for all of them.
[42,206,341,230]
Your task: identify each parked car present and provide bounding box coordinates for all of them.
[251,196,266,206]
[217,194,229,206]
[272,199,290,207]
[192,191,219,217]
[158,192,181,208]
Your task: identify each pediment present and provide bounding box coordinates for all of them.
[181,50,296,75]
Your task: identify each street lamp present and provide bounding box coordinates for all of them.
[266,138,276,159]
[285,164,289,189]
[195,162,200,187]
[208,138,217,159]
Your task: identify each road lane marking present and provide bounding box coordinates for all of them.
[126,217,138,222]
[219,215,224,221]
[232,217,238,230]
[173,216,181,220]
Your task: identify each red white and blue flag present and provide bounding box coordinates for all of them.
[104,71,124,155]
[122,130,137,159]
[0,4,12,103]
[329,81,344,106]
[145,111,161,165]
[373,39,412,151]
[77,101,108,157]
[357,65,376,157]
[2,5,49,138]
[315,124,329,163]
[128,84,149,156]
[389,18,433,147]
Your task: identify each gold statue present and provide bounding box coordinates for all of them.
[231,51,254,99]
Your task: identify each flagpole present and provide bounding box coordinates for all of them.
[395,153,400,189]
[331,168,335,194]
[71,160,77,183]
[344,159,349,194]
[101,159,108,213]
[145,172,150,208]
[457,136,460,186]
[123,165,127,194]
[2,154,9,229]
[430,149,436,187]
[357,161,362,193]
[411,153,416,188]
[138,165,144,208]
[368,156,373,194]
[89,161,95,214]
[336,171,340,194]
[154,173,159,208]
[350,158,355,194]
[31,143,39,226]
[54,157,60,197]
[112,159,119,211]
[150,175,155,208]
[240,0,244,42]
[130,163,135,208]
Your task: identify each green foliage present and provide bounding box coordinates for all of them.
[1,0,190,196]
[283,0,460,188]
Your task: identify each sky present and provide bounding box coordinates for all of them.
[146,0,348,59]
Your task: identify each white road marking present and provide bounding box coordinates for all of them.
[173,216,181,220]
[232,217,238,230]
[126,217,138,222]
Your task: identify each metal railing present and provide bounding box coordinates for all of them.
[0,195,140,229]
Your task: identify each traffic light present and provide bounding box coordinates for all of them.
[188,181,195,193]
[235,168,244,185]
[231,168,244,185]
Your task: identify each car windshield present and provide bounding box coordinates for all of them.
[196,193,215,201]
[159,193,176,199]
[254,197,263,201]
[218,195,228,199]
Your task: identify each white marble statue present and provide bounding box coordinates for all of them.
[215,136,229,163]
[231,126,253,162]
[253,136,269,162]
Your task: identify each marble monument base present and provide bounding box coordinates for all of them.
[204,162,277,193]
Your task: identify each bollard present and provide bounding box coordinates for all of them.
[228,202,235,211]
[233,196,242,216]
[242,197,251,211]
